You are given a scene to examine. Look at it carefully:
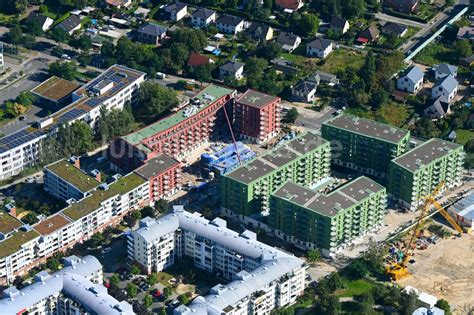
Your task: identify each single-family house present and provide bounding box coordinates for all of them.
[271,58,299,75]
[307,71,339,86]
[330,16,349,34]
[292,80,317,103]
[396,66,424,94]
[424,97,451,119]
[220,61,244,80]
[55,14,81,36]
[275,0,304,10]
[245,23,273,41]
[187,52,214,68]
[104,0,132,8]
[356,25,380,44]
[134,7,151,19]
[431,75,458,103]
[384,0,420,13]
[457,26,474,42]
[306,38,334,58]
[277,32,301,52]
[164,2,188,21]
[135,23,168,46]
[434,64,458,79]
[413,307,445,315]
[26,12,54,31]
[216,15,246,34]
[382,22,408,37]
[191,8,216,28]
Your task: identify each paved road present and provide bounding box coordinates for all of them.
[375,12,426,28]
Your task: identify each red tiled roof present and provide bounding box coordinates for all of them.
[187,52,211,67]
[275,0,302,10]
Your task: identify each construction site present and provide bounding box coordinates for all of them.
[383,182,473,314]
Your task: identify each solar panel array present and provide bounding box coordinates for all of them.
[0,129,45,153]
[0,66,145,156]
[56,108,87,124]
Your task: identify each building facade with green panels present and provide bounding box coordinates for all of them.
[269,177,386,256]
[221,132,331,217]
[388,138,465,210]
[321,114,411,178]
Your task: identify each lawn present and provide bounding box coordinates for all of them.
[335,279,377,298]
[156,272,174,286]
[413,42,457,66]
[317,49,366,75]
[0,13,14,24]
[455,129,474,145]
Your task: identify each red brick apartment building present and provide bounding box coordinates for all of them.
[109,84,236,172]
[134,154,181,204]
[233,89,281,144]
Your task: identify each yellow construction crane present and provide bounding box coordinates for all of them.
[385,182,463,281]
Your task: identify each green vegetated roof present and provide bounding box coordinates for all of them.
[0,230,39,259]
[122,84,234,145]
[63,173,146,221]
[46,160,100,192]
[0,213,22,234]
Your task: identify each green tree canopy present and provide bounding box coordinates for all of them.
[283,108,299,124]
[49,61,77,80]
[127,283,138,298]
[134,82,179,123]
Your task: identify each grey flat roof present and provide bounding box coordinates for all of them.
[273,176,385,217]
[392,138,462,172]
[236,89,279,108]
[323,113,410,144]
[226,132,328,184]
[0,255,134,315]
[134,154,180,179]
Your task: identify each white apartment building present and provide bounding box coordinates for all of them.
[0,255,134,315]
[0,172,150,285]
[0,65,145,180]
[128,206,306,314]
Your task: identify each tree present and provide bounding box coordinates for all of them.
[283,108,299,124]
[225,0,238,8]
[49,61,77,80]
[16,91,35,107]
[455,40,472,60]
[131,264,141,275]
[192,63,213,85]
[327,273,345,292]
[143,294,153,307]
[436,299,451,315]
[319,295,341,315]
[127,283,138,298]
[109,274,120,287]
[245,57,268,89]
[46,257,61,271]
[359,52,376,93]
[179,294,190,305]
[358,291,375,314]
[20,212,38,225]
[134,82,179,123]
[148,273,158,286]
[154,199,169,214]
[164,287,173,298]
[400,292,417,315]
[345,259,369,280]
[86,233,105,248]
[256,41,282,60]
[50,27,69,45]
[298,14,320,37]
[141,206,156,218]
[125,210,141,227]
[7,25,25,45]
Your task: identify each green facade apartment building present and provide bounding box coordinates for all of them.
[269,176,386,256]
[388,138,465,210]
[221,132,331,217]
[321,114,411,178]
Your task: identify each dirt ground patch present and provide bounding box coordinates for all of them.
[398,233,474,314]
[175,284,195,295]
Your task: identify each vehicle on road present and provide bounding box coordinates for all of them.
[156,72,166,79]
[101,247,112,254]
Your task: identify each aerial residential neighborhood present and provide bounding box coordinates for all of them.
[0,0,472,314]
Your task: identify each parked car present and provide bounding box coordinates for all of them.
[156,72,166,79]
[101,247,112,254]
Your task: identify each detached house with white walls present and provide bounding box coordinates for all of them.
[397,66,424,94]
